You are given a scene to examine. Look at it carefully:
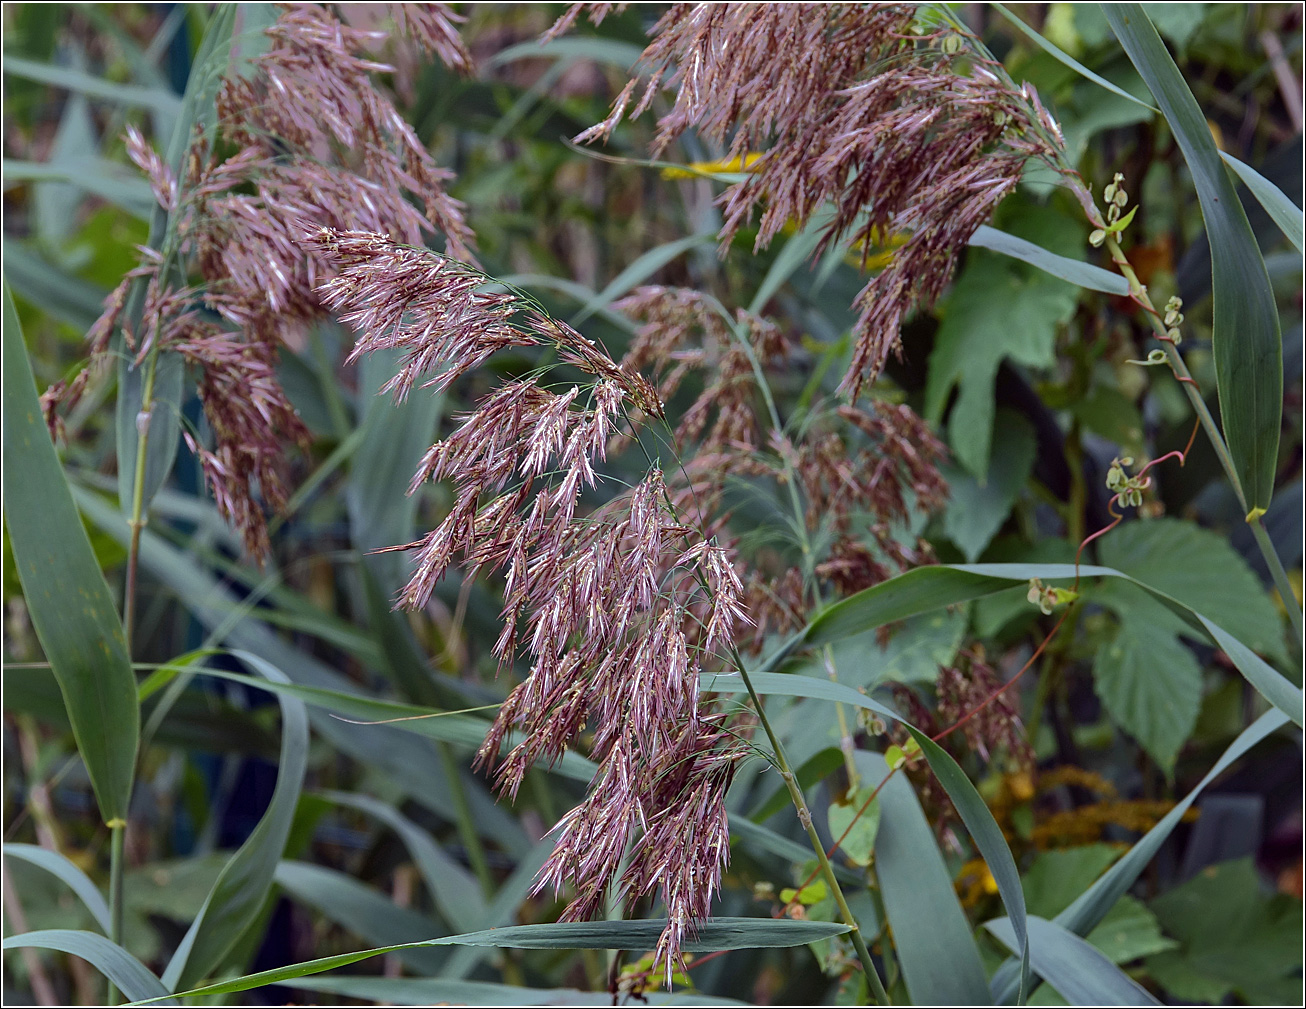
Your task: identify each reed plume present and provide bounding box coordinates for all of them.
[308,229,749,975]
[563,2,1067,398]
[66,3,473,558]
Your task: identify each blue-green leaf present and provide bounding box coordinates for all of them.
[162,653,309,990]
[4,930,173,1004]
[986,916,1161,1005]
[2,844,112,933]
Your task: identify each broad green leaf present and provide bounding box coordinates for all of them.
[1106,4,1282,512]
[860,754,990,1005]
[1093,609,1203,770]
[3,930,174,1004]
[942,409,1037,562]
[1069,384,1145,457]
[1222,152,1305,254]
[318,791,487,933]
[163,652,309,991]
[1086,896,1176,964]
[1096,517,1289,663]
[968,225,1130,294]
[2,284,138,823]
[1022,845,1123,920]
[986,916,1161,1005]
[989,709,1290,1002]
[991,4,1159,113]
[2,844,112,933]
[826,785,881,866]
[572,233,715,324]
[924,219,1080,475]
[1146,858,1303,1005]
[276,975,747,1006]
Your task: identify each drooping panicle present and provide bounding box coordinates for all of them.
[309,229,749,970]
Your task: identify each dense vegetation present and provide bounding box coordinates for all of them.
[3,4,1302,1005]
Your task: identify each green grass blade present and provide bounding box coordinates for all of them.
[0,55,182,114]
[2,283,138,824]
[991,4,1158,113]
[273,861,450,975]
[486,36,646,70]
[3,241,108,331]
[860,754,990,1004]
[318,791,487,933]
[162,652,309,991]
[986,917,1161,1005]
[135,918,845,1004]
[1221,151,1305,254]
[2,844,113,933]
[969,225,1130,295]
[906,730,1031,1002]
[276,975,748,1006]
[2,158,155,218]
[115,4,273,519]
[1105,4,1283,513]
[748,208,835,315]
[3,930,174,1004]
[571,233,715,324]
[71,488,534,852]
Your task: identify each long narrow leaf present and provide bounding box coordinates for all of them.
[572,233,714,324]
[140,918,849,1004]
[1,55,182,114]
[2,844,112,933]
[319,791,487,933]
[1106,4,1282,513]
[2,284,138,823]
[969,225,1130,295]
[906,730,1031,1002]
[1221,151,1305,254]
[3,931,174,1004]
[991,4,1158,113]
[862,755,990,1004]
[162,653,309,991]
[276,975,746,1006]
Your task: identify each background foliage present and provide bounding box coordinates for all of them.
[2,3,1302,1005]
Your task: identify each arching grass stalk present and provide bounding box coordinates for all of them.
[727,647,890,1004]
